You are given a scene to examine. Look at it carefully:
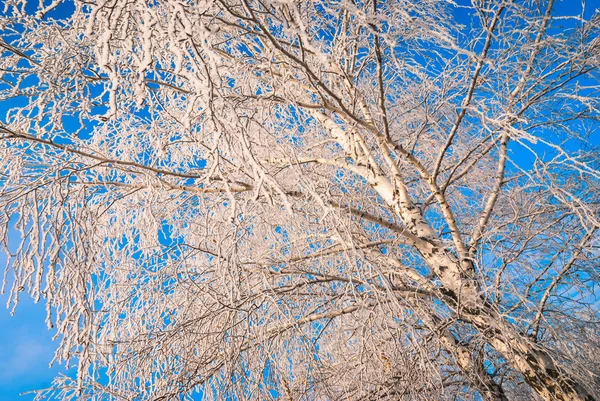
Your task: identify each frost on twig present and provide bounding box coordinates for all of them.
[1,1,600,400]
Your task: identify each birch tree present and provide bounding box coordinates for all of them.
[1,0,600,400]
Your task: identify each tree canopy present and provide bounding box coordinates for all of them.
[1,0,599,400]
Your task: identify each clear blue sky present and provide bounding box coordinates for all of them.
[0,0,598,400]
[0,293,66,401]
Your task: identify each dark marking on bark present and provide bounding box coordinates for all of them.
[439,287,457,300]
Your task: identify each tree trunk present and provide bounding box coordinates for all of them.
[420,251,595,401]
[488,336,595,401]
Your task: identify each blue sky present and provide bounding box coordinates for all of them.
[0,245,75,401]
[0,294,65,401]
[0,0,599,400]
